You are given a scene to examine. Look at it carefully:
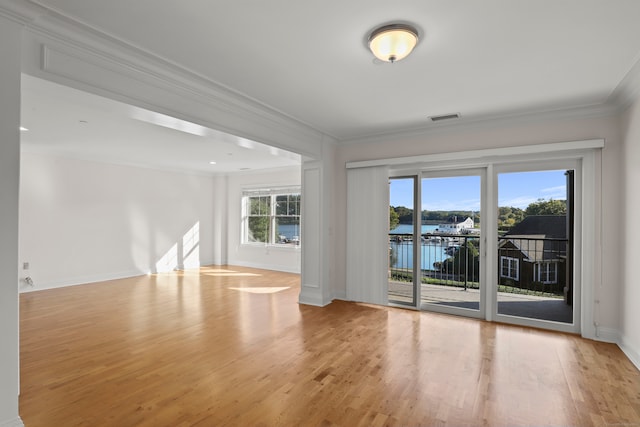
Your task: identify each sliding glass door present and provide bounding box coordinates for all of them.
[387,160,581,334]
[388,176,418,306]
[494,163,579,333]
[419,170,484,318]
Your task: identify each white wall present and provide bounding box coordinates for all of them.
[0,15,23,427]
[211,174,229,265]
[620,99,640,367]
[226,166,301,273]
[19,151,216,291]
[335,114,623,335]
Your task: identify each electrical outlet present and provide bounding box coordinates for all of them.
[23,262,29,270]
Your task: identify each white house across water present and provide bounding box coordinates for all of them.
[436,217,475,235]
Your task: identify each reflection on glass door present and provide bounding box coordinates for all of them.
[496,169,574,326]
[388,177,417,306]
[420,172,483,317]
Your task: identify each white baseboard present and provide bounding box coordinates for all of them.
[209,257,227,266]
[332,290,347,301]
[298,283,333,306]
[298,293,331,307]
[619,337,640,372]
[18,261,220,293]
[19,269,145,293]
[578,326,639,372]
[595,326,620,343]
[180,260,216,269]
[0,417,24,427]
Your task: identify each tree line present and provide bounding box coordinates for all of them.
[390,198,567,231]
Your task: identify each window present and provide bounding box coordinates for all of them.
[534,262,557,284]
[243,188,300,246]
[500,256,519,280]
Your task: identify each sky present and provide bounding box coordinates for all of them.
[390,170,567,211]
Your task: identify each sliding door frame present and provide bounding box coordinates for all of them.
[491,159,582,334]
[388,175,420,308]
[419,168,487,319]
[378,140,602,339]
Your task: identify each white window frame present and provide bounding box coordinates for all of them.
[500,256,519,281]
[534,262,558,284]
[242,187,301,247]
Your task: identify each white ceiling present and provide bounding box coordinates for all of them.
[19,1,640,171]
[20,75,301,174]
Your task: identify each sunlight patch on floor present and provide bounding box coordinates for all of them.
[205,272,261,277]
[229,287,290,294]
[197,267,261,277]
[153,268,262,278]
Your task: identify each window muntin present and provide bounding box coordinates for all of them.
[243,189,300,246]
[500,256,519,281]
[246,195,271,243]
[534,262,557,284]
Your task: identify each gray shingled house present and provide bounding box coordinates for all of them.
[498,215,569,296]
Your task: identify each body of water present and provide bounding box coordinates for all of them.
[390,224,439,234]
[278,224,300,240]
[390,224,458,270]
[390,241,450,271]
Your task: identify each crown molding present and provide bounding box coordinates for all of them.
[608,50,640,112]
[340,101,620,146]
[346,139,604,169]
[1,0,334,158]
[0,0,47,24]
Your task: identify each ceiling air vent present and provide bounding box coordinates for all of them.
[429,113,460,122]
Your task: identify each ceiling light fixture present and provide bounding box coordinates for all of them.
[19,126,29,131]
[368,23,419,63]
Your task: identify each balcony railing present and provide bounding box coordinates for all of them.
[389,233,569,297]
[389,233,480,291]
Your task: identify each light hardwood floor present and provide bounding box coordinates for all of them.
[20,266,640,426]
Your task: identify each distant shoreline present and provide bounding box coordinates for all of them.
[399,221,442,226]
